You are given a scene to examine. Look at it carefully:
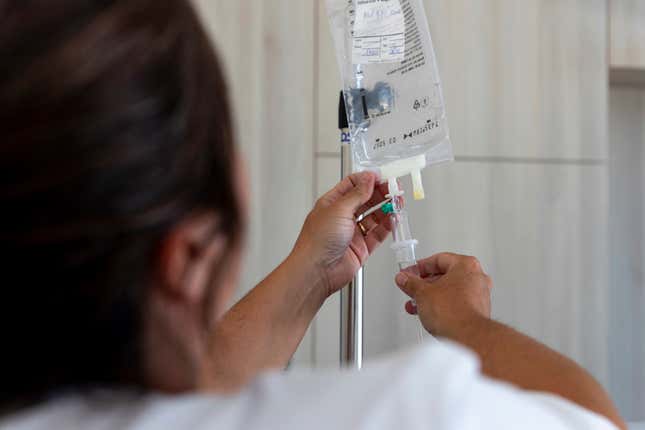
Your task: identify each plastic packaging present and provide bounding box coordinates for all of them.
[326,0,453,198]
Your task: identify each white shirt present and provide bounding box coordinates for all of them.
[0,341,617,430]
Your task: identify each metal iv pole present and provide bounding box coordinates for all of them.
[339,92,363,369]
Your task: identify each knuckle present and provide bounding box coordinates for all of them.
[314,196,329,210]
[463,256,482,272]
[463,272,488,287]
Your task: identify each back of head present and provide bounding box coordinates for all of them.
[0,0,240,410]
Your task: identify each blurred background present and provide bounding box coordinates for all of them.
[192,0,645,422]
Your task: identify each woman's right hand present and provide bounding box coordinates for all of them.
[394,253,493,338]
[396,254,627,430]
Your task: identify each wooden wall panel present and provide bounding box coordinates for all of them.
[424,0,608,160]
[193,0,317,364]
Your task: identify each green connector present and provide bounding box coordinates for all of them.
[381,202,395,215]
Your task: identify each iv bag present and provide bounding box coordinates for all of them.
[326,0,452,195]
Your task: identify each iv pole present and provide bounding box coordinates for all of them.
[339,92,363,369]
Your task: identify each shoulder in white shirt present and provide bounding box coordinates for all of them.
[0,340,617,430]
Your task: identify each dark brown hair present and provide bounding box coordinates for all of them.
[0,0,240,408]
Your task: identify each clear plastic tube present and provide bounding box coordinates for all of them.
[389,196,419,273]
[387,195,424,343]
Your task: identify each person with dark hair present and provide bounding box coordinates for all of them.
[0,1,627,429]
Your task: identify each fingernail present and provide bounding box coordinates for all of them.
[408,300,418,314]
[395,273,408,287]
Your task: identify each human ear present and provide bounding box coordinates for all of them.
[155,213,225,305]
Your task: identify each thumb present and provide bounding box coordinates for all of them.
[395,272,427,299]
[339,172,376,213]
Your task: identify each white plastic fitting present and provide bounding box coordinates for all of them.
[379,154,427,201]
[391,239,419,271]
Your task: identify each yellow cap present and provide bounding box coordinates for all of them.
[411,169,425,200]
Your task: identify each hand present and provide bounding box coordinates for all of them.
[394,253,492,338]
[292,172,392,296]
[395,254,627,430]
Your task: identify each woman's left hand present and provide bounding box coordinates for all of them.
[292,171,393,297]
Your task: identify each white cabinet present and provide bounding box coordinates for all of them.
[610,0,645,70]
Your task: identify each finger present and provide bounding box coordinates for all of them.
[424,273,443,283]
[355,203,390,236]
[405,300,418,315]
[369,206,389,225]
[482,273,493,292]
[456,255,485,274]
[394,271,427,299]
[319,172,378,206]
[374,181,390,201]
[367,183,402,212]
[354,180,392,215]
[379,180,390,194]
[366,211,390,230]
[358,213,379,233]
[338,173,377,213]
[417,253,463,277]
[363,217,393,253]
[355,185,389,217]
[349,227,369,264]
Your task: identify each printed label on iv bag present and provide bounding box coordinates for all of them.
[352,0,406,64]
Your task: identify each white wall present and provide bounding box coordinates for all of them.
[610,0,645,70]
